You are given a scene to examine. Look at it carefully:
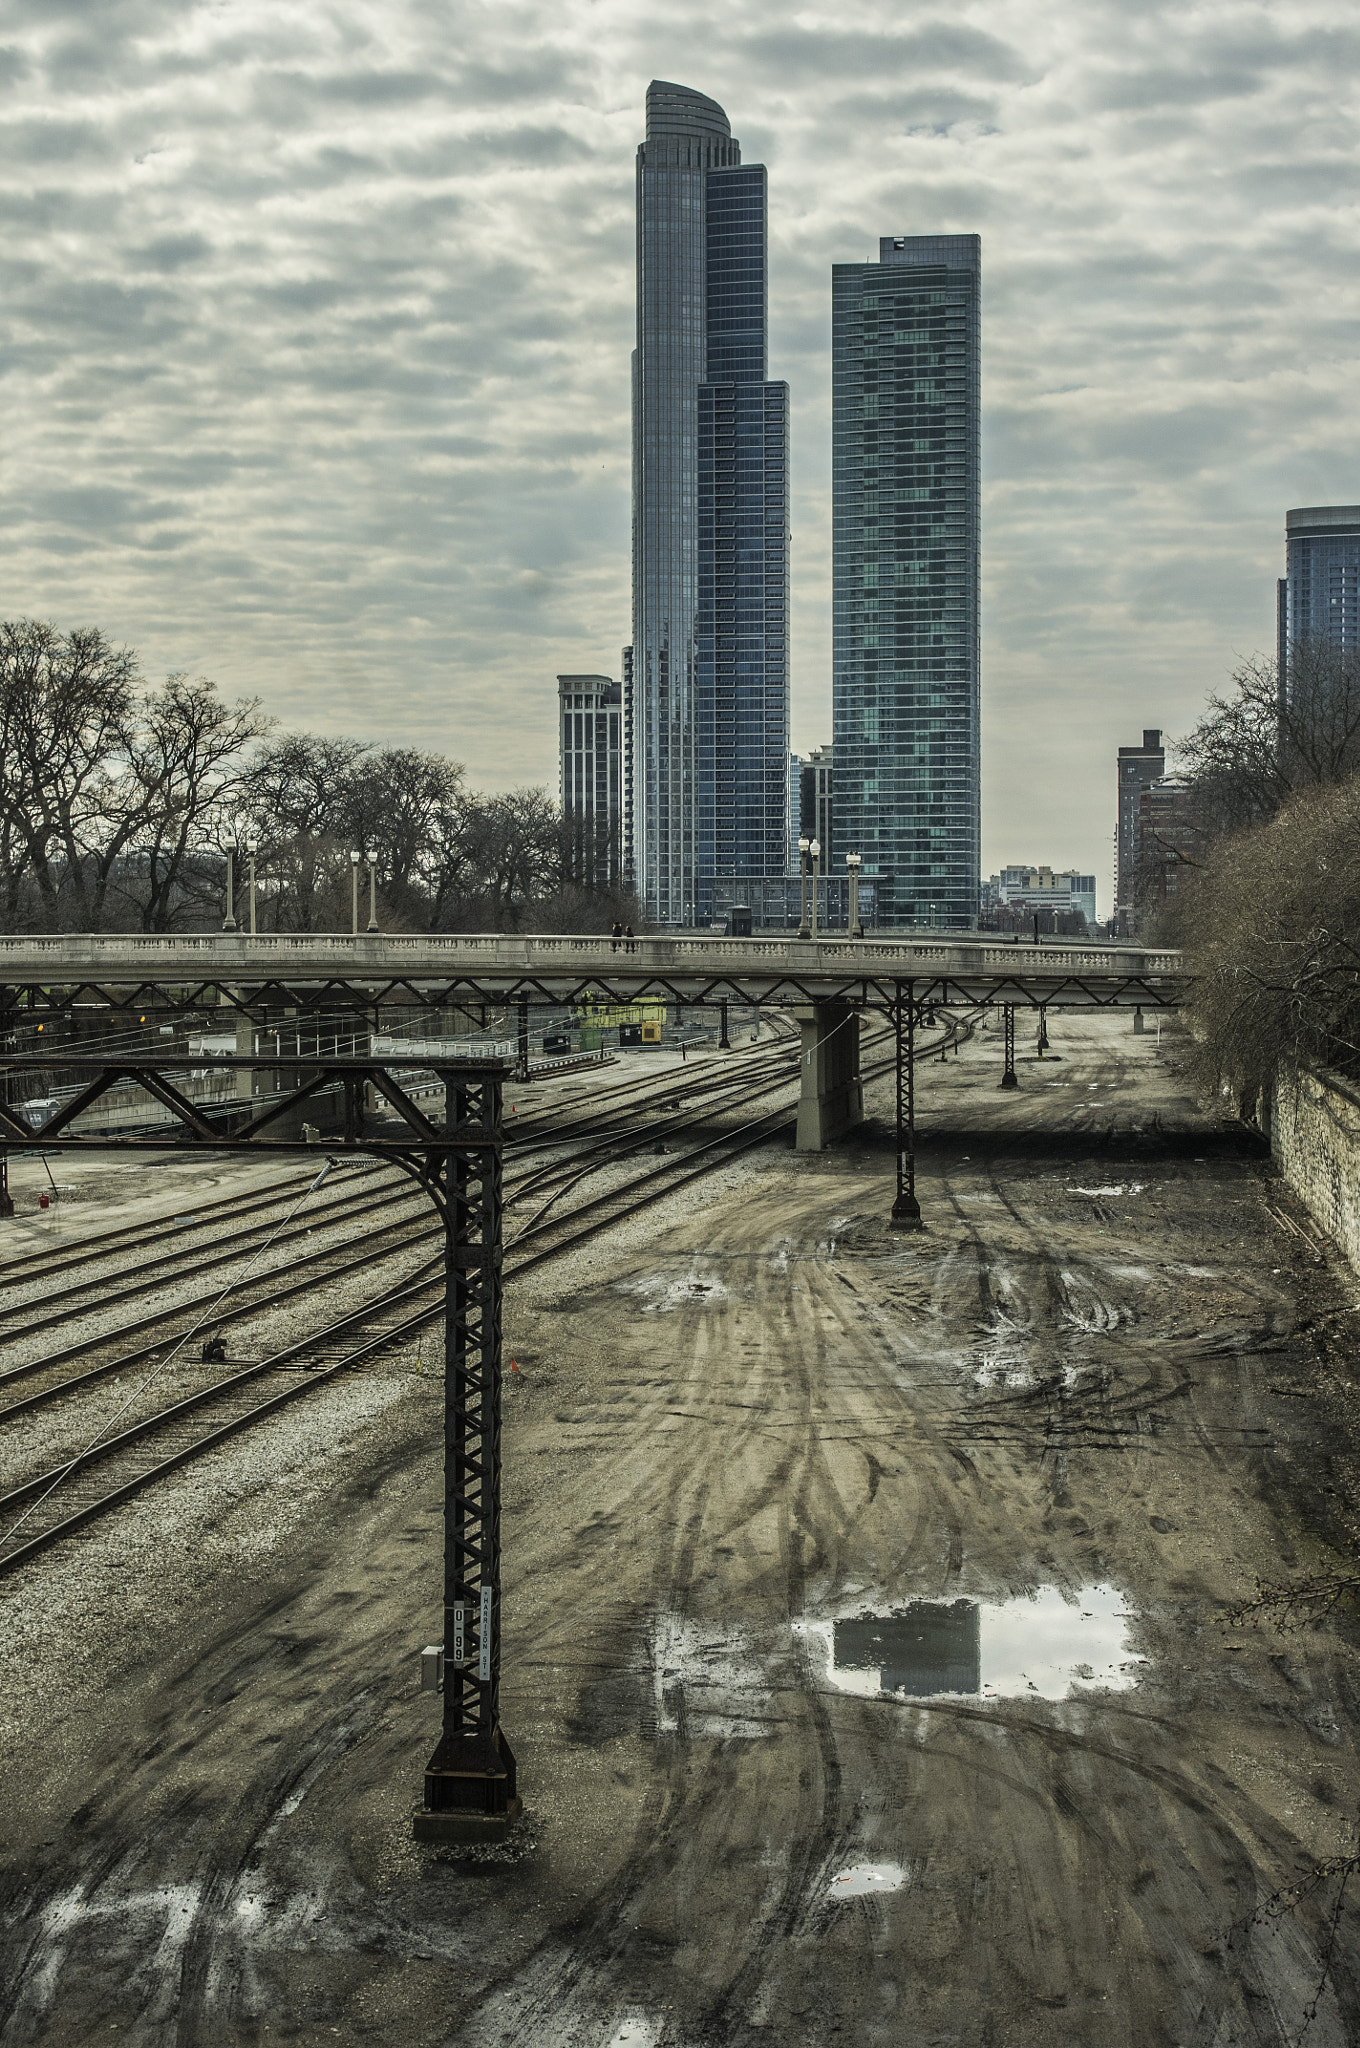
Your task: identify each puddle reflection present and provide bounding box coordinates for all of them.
[810,1584,1141,1701]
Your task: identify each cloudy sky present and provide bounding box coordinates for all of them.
[3,0,1358,908]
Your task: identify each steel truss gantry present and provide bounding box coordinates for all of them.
[0,966,1182,1021]
[0,1052,516,1840]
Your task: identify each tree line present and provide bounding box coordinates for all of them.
[1150,636,1360,1097]
[0,620,635,934]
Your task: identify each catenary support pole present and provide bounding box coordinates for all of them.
[719,999,730,1049]
[515,999,529,1081]
[1000,1004,1018,1088]
[414,1066,519,1841]
[891,980,922,1228]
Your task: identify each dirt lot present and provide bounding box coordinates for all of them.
[3,1011,1360,2047]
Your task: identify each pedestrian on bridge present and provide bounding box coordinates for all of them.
[611,921,622,954]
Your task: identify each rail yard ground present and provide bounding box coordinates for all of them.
[4,1013,1360,2046]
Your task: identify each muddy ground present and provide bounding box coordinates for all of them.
[3,1011,1360,2046]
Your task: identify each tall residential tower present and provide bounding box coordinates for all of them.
[1278,505,1360,696]
[830,235,980,930]
[632,81,790,925]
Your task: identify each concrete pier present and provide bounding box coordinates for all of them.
[794,1002,863,1151]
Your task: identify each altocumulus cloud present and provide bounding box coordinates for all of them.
[1,0,1357,894]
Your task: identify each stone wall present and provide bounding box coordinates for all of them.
[1272,1062,1360,1272]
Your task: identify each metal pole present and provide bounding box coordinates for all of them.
[718,999,730,1049]
[797,841,810,939]
[248,850,257,936]
[222,847,237,932]
[367,861,379,933]
[350,854,360,936]
[416,1066,517,1838]
[811,847,820,941]
[515,999,529,1081]
[1000,1003,1019,1088]
[891,980,922,1228]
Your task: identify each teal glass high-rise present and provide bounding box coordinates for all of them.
[831,236,981,930]
[633,83,790,926]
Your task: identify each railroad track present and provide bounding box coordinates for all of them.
[0,1011,973,1576]
[0,1028,815,1398]
[0,1019,802,1295]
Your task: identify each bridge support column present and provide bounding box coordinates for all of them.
[719,999,730,1050]
[794,1002,863,1152]
[1000,1004,1019,1089]
[891,981,922,1228]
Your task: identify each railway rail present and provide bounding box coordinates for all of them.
[0,1011,975,1575]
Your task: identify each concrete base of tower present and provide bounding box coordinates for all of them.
[794,1002,864,1151]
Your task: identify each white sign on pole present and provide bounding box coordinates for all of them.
[451,1601,466,1668]
[478,1585,492,1681]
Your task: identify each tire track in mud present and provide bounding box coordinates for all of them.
[450,1215,869,2046]
[828,1030,1357,2045]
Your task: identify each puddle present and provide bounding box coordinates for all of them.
[805,1584,1142,1702]
[827,1862,906,1899]
[1070,1184,1144,1197]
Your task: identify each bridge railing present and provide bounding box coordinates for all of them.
[0,931,1183,977]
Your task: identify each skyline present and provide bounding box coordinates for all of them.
[3,2,1359,915]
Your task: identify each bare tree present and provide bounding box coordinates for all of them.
[116,675,273,930]
[0,620,138,929]
[1178,776,1360,1102]
[1180,642,1360,843]
[240,733,370,930]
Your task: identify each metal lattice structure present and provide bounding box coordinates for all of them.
[1000,1005,1018,1089]
[0,1052,514,1832]
[892,982,922,1227]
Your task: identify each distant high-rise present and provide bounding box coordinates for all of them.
[632,81,790,925]
[1115,728,1164,908]
[830,234,981,930]
[558,674,630,886]
[1279,506,1360,694]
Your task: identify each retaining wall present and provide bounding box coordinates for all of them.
[1272,1063,1360,1272]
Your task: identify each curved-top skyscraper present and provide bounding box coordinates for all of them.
[632,82,790,926]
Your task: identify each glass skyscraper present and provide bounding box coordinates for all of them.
[1279,506,1360,689]
[633,82,789,926]
[830,235,980,930]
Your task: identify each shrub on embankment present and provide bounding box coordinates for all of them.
[1174,776,1360,1115]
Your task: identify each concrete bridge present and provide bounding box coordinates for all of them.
[0,929,1183,1011]
[0,930,1186,1160]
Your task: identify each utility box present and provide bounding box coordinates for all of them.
[619,1022,642,1047]
[542,1031,572,1055]
[640,1021,662,1045]
[579,1026,602,1051]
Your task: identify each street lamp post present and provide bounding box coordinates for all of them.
[846,851,862,938]
[809,838,821,941]
[350,850,361,936]
[246,834,259,936]
[367,856,379,933]
[797,836,811,938]
[222,837,238,932]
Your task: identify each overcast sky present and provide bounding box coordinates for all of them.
[3,0,1358,909]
